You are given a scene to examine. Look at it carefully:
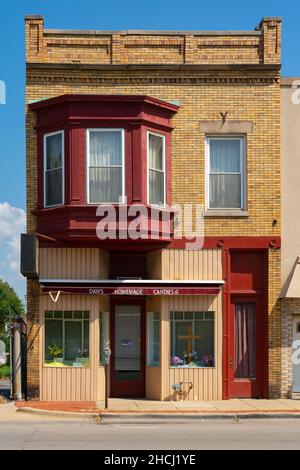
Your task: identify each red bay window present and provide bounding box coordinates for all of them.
[29,94,178,248]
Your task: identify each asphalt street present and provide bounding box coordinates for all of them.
[1,417,300,450]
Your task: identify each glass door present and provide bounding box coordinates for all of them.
[110,300,145,397]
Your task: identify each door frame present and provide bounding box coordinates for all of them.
[110,297,146,398]
[229,295,265,398]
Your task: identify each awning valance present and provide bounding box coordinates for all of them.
[40,279,224,296]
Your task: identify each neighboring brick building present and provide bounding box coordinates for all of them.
[23,15,281,400]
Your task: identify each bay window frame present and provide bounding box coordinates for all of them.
[86,128,125,204]
[147,130,166,208]
[43,130,64,208]
[205,135,246,211]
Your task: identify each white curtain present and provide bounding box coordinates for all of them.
[209,139,241,208]
[45,133,62,206]
[149,134,165,205]
[89,131,122,203]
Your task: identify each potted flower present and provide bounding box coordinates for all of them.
[47,343,63,364]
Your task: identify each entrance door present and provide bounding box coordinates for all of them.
[292,316,300,393]
[229,297,263,398]
[110,300,145,397]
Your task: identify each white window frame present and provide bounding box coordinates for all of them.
[170,311,215,369]
[147,312,160,367]
[205,136,245,210]
[147,131,166,208]
[44,310,90,364]
[86,128,125,204]
[43,130,64,208]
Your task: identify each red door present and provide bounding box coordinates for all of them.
[229,296,263,398]
[110,299,146,398]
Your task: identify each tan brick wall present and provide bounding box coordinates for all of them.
[25,15,282,398]
[26,279,40,399]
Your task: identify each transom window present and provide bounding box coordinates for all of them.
[87,129,124,204]
[206,136,245,209]
[147,132,166,207]
[44,311,89,367]
[170,311,215,368]
[44,131,64,207]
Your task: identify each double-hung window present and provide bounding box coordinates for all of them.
[87,129,124,203]
[148,132,166,207]
[206,137,245,209]
[44,131,64,207]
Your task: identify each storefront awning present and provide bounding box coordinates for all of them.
[40,279,224,296]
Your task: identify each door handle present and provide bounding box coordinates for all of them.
[229,357,233,369]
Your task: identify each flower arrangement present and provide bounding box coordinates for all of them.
[170,351,214,367]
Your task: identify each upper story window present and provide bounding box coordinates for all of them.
[44,131,64,207]
[206,136,245,210]
[87,129,125,204]
[147,132,166,207]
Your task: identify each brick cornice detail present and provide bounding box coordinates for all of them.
[26,75,277,85]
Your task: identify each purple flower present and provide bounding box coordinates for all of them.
[201,354,214,366]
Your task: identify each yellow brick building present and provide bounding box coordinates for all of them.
[23,15,281,401]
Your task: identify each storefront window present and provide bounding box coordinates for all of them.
[147,312,160,366]
[99,312,109,365]
[44,311,89,367]
[170,311,215,368]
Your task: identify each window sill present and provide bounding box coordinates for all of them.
[204,210,249,218]
[169,365,215,369]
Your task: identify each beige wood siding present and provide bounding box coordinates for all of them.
[39,248,109,279]
[162,294,222,400]
[40,293,108,401]
[161,249,222,280]
[147,249,222,281]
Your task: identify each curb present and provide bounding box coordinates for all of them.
[17,406,100,420]
[99,411,300,422]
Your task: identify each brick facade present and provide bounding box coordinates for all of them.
[25,15,282,398]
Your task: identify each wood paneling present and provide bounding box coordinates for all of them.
[39,248,109,279]
[40,293,108,401]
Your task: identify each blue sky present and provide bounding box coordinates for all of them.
[0,0,299,302]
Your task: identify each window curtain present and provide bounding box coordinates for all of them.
[45,134,63,206]
[234,303,256,378]
[89,131,122,203]
[209,139,241,208]
[148,134,165,205]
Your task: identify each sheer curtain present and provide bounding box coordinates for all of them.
[209,138,242,208]
[148,133,165,206]
[45,133,63,206]
[234,303,256,378]
[89,130,122,203]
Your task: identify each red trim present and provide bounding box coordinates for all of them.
[110,298,146,398]
[169,236,281,250]
[223,249,269,399]
[32,94,178,244]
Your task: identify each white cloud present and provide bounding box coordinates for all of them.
[0,202,26,300]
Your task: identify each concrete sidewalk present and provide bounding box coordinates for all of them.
[14,397,300,416]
